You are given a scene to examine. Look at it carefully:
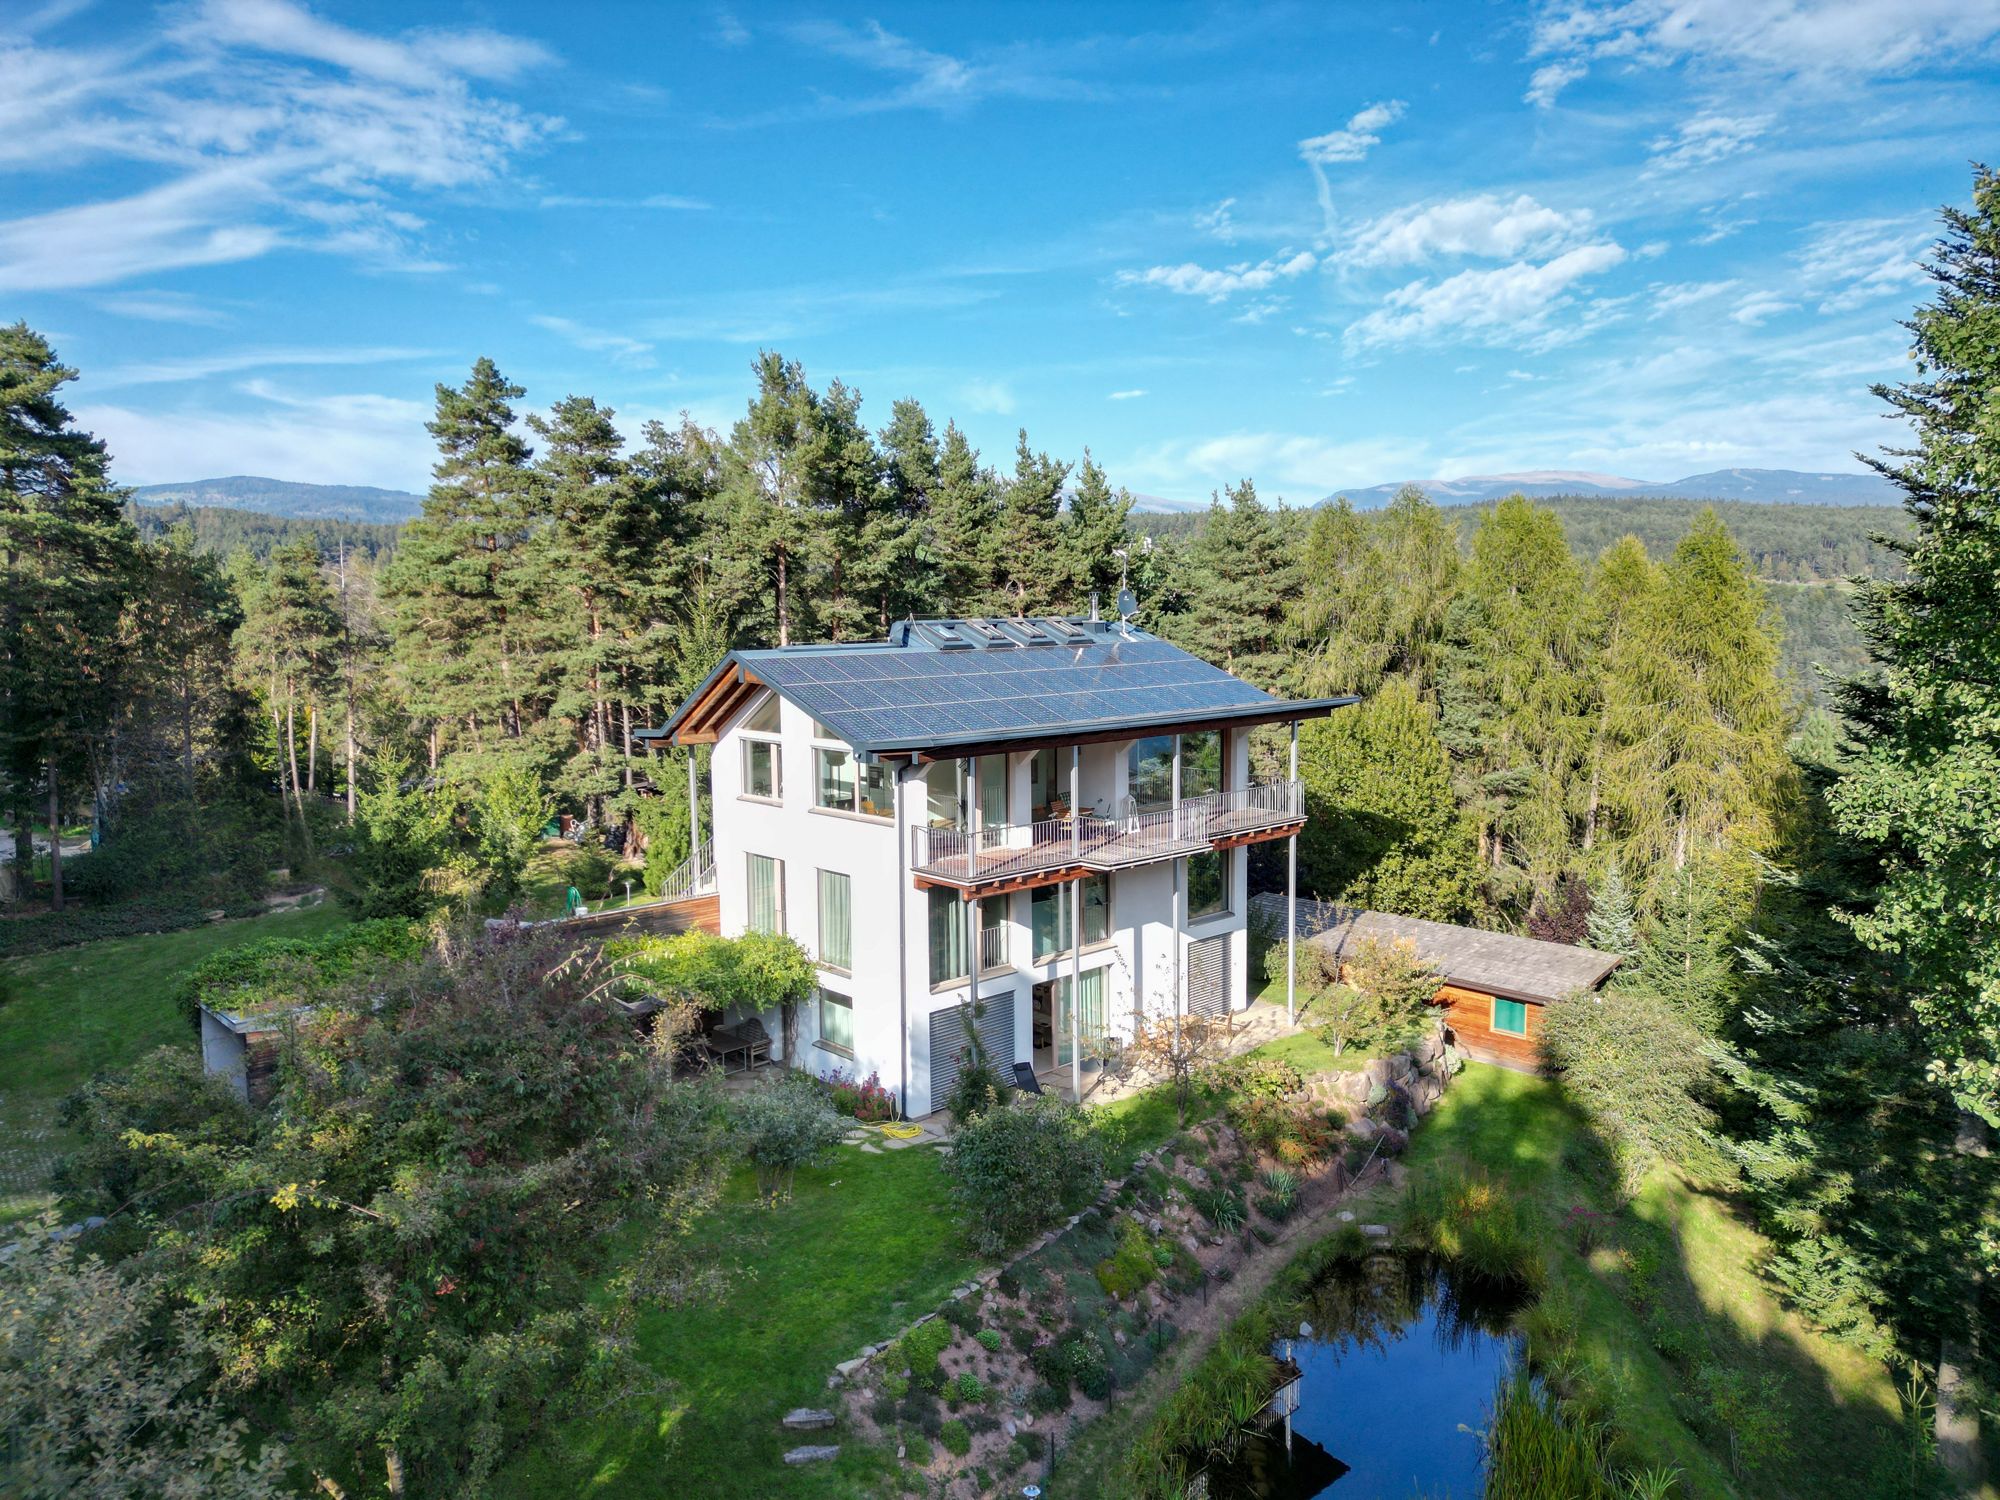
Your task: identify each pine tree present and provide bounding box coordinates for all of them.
[874,397,946,622]
[235,539,340,844]
[1168,479,1299,691]
[1579,536,1660,854]
[0,324,139,908]
[382,359,540,770]
[992,432,1070,616]
[928,423,1001,616]
[1586,861,1638,957]
[1296,677,1479,920]
[715,353,840,646]
[1061,451,1132,615]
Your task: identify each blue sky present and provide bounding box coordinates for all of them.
[5,0,1998,504]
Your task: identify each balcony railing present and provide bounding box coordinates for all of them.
[978,921,1008,972]
[911,780,1303,887]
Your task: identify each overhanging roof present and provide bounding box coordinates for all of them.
[639,617,1354,757]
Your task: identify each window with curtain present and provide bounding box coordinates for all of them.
[747,853,783,934]
[977,755,1008,829]
[1127,734,1174,811]
[743,736,779,800]
[818,987,854,1053]
[1492,997,1529,1037]
[817,869,851,971]
[1187,848,1230,920]
[1056,967,1107,1066]
[928,887,966,985]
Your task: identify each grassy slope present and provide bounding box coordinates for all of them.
[1401,1064,1909,1500]
[0,903,347,1226]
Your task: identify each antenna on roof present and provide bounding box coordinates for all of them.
[1111,548,1138,638]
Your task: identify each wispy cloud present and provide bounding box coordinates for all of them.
[958,378,1016,415]
[1117,249,1316,303]
[1797,217,1930,312]
[1648,279,1738,316]
[96,290,232,327]
[1298,100,1404,240]
[93,344,437,388]
[1729,290,1796,326]
[1345,242,1629,352]
[761,20,1099,122]
[1195,198,1238,243]
[530,314,655,369]
[1643,111,1772,174]
[0,0,557,292]
[538,193,711,211]
[1108,389,1148,400]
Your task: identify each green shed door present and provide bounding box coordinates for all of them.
[1492,997,1529,1037]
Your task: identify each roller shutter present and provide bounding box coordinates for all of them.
[1187,934,1231,1019]
[928,991,1016,1108]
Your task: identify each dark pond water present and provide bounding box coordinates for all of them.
[1201,1253,1530,1500]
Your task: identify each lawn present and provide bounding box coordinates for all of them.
[1397,1063,1915,1500]
[0,901,348,1227]
[519,1141,982,1499]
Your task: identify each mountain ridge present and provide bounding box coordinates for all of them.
[1317,467,1898,508]
[131,475,425,523]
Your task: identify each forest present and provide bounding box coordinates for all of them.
[2,169,1996,1497]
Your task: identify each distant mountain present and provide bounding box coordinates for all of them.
[131,475,424,523]
[1321,467,1900,508]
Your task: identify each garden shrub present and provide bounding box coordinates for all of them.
[1003,1439,1028,1472]
[940,1295,979,1332]
[942,1094,1106,1255]
[975,1328,1003,1353]
[1,900,211,958]
[1230,1095,1336,1165]
[946,1371,987,1405]
[937,1419,971,1457]
[892,1319,953,1391]
[882,1371,910,1398]
[820,1066,898,1122]
[1095,1220,1161,1299]
[730,1073,848,1198]
[1255,1166,1301,1222]
[1028,1382,1067,1415]
[1064,1336,1112,1400]
[1017,1430,1045,1460]
[1190,1183,1245,1233]
[170,917,426,1027]
[902,1435,932,1466]
[1204,1054,1305,1104]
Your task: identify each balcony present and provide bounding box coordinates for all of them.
[911,779,1303,891]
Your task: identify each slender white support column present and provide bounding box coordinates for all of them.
[1171,734,1183,1022]
[686,750,699,857]
[1287,720,1299,1027]
[1070,744,1082,1102]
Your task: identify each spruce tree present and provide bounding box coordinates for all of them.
[1061,451,1132,615]
[1169,479,1299,690]
[928,423,1001,616]
[992,432,1069,616]
[382,359,539,769]
[0,325,138,908]
[1579,536,1660,854]
[1586,861,1638,957]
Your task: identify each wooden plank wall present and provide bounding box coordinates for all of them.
[1433,982,1542,1071]
[557,893,721,940]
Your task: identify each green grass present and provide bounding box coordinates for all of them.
[1239,1027,1370,1075]
[1396,1063,1916,1500]
[0,902,348,1227]
[518,1142,980,1498]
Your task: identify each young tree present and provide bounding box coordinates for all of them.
[0,324,139,908]
[1631,857,1738,1032]
[1124,1012,1229,1126]
[234,538,339,841]
[992,432,1070,616]
[345,752,454,920]
[730,1072,848,1199]
[1302,933,1441,1057]
[474,759,552,906]
[1586,861,1638,958]
[1062,450,1134,615]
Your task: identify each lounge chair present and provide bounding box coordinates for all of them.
[1012,1061,1044,1094]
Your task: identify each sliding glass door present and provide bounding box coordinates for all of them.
[1055,968,1106,1068]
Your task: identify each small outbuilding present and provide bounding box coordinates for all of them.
[1255,895,1621,1070]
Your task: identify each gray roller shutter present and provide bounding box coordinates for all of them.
[928,992,1016,1107]
[1187,934,1230,1018]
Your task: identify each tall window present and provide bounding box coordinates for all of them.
[813,745,893,819]
[857,760,893,818]
[1029,747,1061,817]
[818,987,855,1054]
[1032,874,1109,960]
[928,887,968,985]
[1127,735,1175,811]
[1187,848,1230,920]
[747,853,783,934]
[817,869,851,972]
[1181,730,1222,799]
[742,695,781,801]
[977,755,1008,829]
[1056,968,1107,1067]
[925,761,962,828]
[978,897,1006,972]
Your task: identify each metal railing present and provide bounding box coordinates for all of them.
[654,838,717,904]
[911,781,1303,886]
[978,921,1008,972]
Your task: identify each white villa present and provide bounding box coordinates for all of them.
[640,615,1350,1120]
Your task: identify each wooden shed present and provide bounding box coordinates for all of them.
[1257,895,1621,1070]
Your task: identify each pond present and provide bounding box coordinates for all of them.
[1201,1252,1531,1499]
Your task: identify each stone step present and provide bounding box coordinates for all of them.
[784,1444,839,1465]
[783,1408,837,1431]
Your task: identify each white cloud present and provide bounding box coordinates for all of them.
[1648,279,1738,316]
[538,193,711,211]
[776,20,1095,119]
[1797,218,1929,312]
[80,385,436,490]
[1644,111,1771,174]
[959,378,1016,415]
[1297,100,1406,165]
[1526,0,2000,102]
[1729,291,1796,326]
[1118,249,1316,303]
[96,290,232,326]
[0,0,556,292]
[1126,429,1425,498]
[1108,389,1148,400]
[1345,242,1629,351]
[530,315,655,369]
[1349,193,1592,265]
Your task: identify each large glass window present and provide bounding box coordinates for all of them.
[977,755,1008,829]
[743,737,779,800]
[818,987,854,1053]
[817,870,851,972]
[1127,734,1175,811]
[1056,968,1107,1067]
[747,853,783,933]
[925,761,962,828]
[1029,747,1062,818]
[1032,874,1110,960]
[743,694,781,733]
[857,760,894,819]
[927,887,966,985]
[815,747,855,810]
[1187,848,1230,921]
[1181,730,1222,799]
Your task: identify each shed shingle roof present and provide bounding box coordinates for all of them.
[645,617,1353,757]
[1251,894,1620,1005]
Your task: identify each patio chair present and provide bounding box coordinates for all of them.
[1012,1061,1044,1094]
